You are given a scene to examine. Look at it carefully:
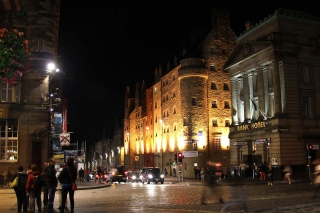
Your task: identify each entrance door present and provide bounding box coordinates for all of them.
[32,141,42,172]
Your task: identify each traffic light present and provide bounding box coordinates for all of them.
[174,153,177,162]
[178,152,183,162]
[309,145,313,150]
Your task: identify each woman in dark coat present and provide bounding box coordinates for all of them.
[58,158,77,213]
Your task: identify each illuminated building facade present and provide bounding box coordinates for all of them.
[124,10,237,179]
[225,9,320,179]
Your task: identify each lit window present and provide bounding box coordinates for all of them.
[212,118,217,127]
[210,64,216,71]
[0,119,18,162]
[212,138,221,152]
[212,100,217,108]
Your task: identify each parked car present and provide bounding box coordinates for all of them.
[126,171,142,183]
[111,166,128,183]
[140,167,164,184]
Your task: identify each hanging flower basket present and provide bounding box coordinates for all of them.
[0,28,29,85]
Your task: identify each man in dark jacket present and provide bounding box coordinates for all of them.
[58,157,77,213]
[13,165,28,212]
[45,158,58,213]
[42,161,49,210]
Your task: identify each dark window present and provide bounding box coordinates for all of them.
[211,82,217,90]
[192,98,197,106]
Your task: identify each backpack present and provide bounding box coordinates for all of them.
[16,173,27,192]
[33,174,44,188]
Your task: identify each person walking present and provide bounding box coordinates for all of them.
[45,158,58,213]
[267,164,273,186]
[240,161,246,179]
[78,168,84,182]
[56,163,69,211]
[200,168,205,182]
[26,164,43,213]
[283,163,292,184]
[58,157,77,213]
[42,161,49,210]
[12,165,28,212]
[312,161,320,199]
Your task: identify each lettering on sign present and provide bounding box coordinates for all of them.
[182,151,198,158]
[237,121,267,132]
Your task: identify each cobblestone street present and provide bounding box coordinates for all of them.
[1,179,320,213]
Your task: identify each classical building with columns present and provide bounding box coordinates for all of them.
[123,10,237,179]
[224,8,320,179]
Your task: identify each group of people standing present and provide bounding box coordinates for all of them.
[8,157,77,213]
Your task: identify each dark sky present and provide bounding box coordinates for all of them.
[57,1,318,143]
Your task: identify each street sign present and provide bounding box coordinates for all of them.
[60,133,70,146]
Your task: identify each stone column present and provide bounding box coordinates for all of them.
[237,78,243,123]
[263,67,269,117]
[272,60,282,115]
[248,72,254,120]
[256,67,265,119]
[243,73,250,122]
[231,79,238,125]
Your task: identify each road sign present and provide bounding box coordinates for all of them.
[60,133,70,146]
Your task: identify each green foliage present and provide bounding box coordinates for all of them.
[0,28,29,85]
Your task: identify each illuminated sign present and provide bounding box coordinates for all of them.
[237,121,267,132]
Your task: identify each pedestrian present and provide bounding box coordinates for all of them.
[194,167,198,180]
[78,168,84,182]
[12,165,28,212]
[200,168,205,182]
[42,161,49,210]
[283,163,292,184]
[267,164,273,186]
[58,157,77,213]
[2,166,10,187]
[26,164,43,212]
[56,163,69,211]
[240,161,246,179]
[312,161,320,199]
[259,162,266,181]
[45,158,58,213]
[221,183,249,212]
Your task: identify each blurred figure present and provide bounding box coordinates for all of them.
[2,166,12,187]
[200,168,205,182]
[239,161,246,179]
[267,164,273,186]
[221,184,249,212]
[12,165,28,212]
[42,161,49,210]
[312,159,320,199]
[78,168,84,182]
[283,163,292,184]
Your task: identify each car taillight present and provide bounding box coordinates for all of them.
[104,175,107,178]
[95,174,98,178]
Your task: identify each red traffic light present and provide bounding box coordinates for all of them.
[177,152,183,162]
[309,145,313,150]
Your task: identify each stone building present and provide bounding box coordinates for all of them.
[123,10,237,179]
[224,9,320,179]
[0,0,61,176]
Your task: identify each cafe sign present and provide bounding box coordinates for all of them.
[237,121,267,132]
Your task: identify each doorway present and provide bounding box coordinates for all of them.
[32,141,42,172]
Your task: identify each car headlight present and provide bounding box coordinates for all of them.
[132,175,136,179]
[160,174,164,178]
[148,174,153,178]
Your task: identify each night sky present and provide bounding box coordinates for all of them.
[57,1,318,143]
